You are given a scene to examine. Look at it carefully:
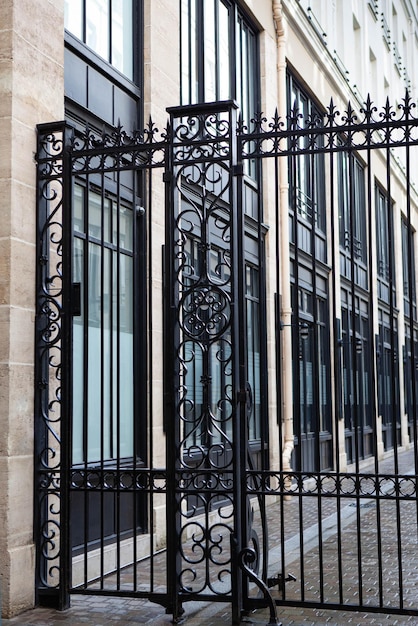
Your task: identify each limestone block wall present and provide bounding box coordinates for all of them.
[0,0,64,617]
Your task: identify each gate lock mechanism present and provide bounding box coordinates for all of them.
[267,572,296,592]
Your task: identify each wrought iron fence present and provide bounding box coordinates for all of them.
[35,95,418,625]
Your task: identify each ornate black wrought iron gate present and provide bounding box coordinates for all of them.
[35,97,418,624]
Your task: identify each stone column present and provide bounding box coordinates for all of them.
[0,0,64,617]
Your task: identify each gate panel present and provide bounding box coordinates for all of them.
[241,96,418,617]
[35,121,172,609]
[164,101,250,620]
[35,110,256,620]
[35,123,72,609]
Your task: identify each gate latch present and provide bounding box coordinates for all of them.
[71,283,81,317]
[267,572,296,592]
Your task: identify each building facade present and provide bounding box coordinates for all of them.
[1,0,418,619]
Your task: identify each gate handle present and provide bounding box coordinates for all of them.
[245,381,253,415]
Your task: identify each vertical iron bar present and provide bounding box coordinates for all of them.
[366,142,383,609]
[385,136,404,607]
[116,168,122,590]
[274,138,287,608]
[132,168,138,594]
[404,98,418,606]
[231,102,247,625]
[290,138,305,602]
[310,139,324,604]
[163,111,182,621]
[348,149,363,606]
[82,162,90,590]
[100,170,106,590]
[145,164,155,593]
[35,122,72,609]
[60,125,73,609]
[328,138,344,605]
[256,150,269,586]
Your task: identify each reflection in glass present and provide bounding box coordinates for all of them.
[112,0,133,79]
[64,0,82,39]
[72,183,134,465]
[86,0,109,62]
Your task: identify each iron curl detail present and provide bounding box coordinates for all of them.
[180,286,231,340]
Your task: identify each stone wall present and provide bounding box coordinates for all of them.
[0,0,64,617]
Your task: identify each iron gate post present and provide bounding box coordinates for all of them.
[164,100,255,624]
[230,122,246,625]
[35,122,73,609]
[163,112,184,622]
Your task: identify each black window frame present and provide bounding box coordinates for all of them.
[338,149,367,266]
[286,72,327,237]
[180,0,260,121]
[64,0,142,86]
[401,215,417,319]
[375,184,395,302]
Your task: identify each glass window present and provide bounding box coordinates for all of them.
[376,186,393,283]
[338,151,367,263]
[291,284,331,471]
[246,265,261,441]
[181,0,258,120]
[72,184,135,465]
[287,74,326,234]
[402,216,416,315]
[64,0,134,81]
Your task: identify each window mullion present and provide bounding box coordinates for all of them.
[109,0,112,65]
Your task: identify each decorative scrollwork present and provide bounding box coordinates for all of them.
[246,470,417,500]
[239,92,418,159]
[180,286,231,340]
[35,125,67,594]
[178,493,234,595]
[238,547,281,626]
[69,117,169,174]
[172,112,231,164]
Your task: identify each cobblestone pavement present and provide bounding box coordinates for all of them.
[3,596,418,626]
[3,450,418,626]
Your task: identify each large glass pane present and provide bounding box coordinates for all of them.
[354,160,366,261]
[74,184,85,234]
[72,237,84,465]
[86,0,110,62]
[102,247,112,459]
[88,190,111,241]
[181,0,200,104]
[64,0,83,39]
[218,2,230,101]
[114,203,133,252]
[181,0,257,116]
[239,24,249,120]
[184,341,204,446]
[204,0,216,102]
[190,0,198,104]
[246,266,261,441]
[87,242,103,461]
[113,252,134,458]
[112,0,133,79]
[299,338,313,433]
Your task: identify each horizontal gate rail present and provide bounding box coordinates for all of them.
[238,94,418,157]
[246,470,417,500]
